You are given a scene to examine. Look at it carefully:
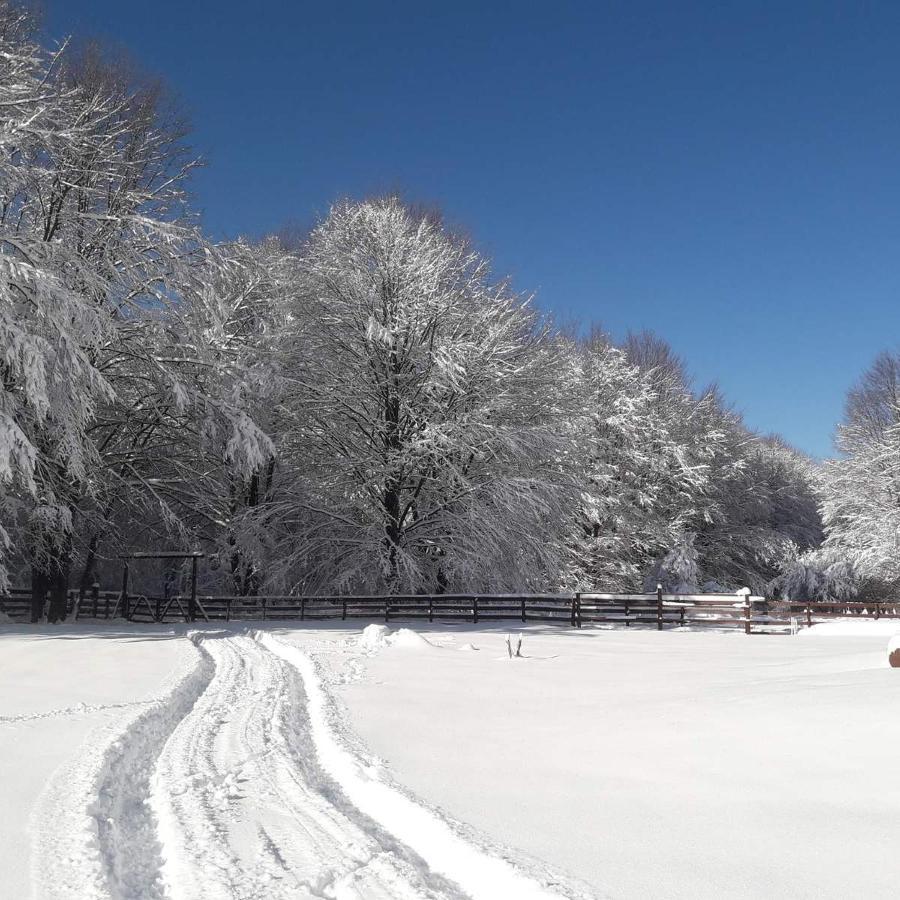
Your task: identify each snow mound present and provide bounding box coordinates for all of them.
[389,628,434,649]
[358,624,391,649]
[889,635,900,668]
[357,624,434,651]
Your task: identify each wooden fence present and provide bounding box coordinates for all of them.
[3,586,900,632]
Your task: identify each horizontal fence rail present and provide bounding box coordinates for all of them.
[3,586,900,633]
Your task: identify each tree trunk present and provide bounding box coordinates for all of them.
[47,561,69,623]
[30,568,48,623]
[33,543,71,624]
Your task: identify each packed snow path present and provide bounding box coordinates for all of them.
[68,629,575,900]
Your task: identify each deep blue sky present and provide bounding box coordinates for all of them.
[44,1,900,457]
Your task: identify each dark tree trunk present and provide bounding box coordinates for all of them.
[30,568,48,623]
[32,542,71,624]
[47,561,69,623]
[78,533,99,600]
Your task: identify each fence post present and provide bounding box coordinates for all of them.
[385,598,390,623]
[300,596,305,621]
[806,600,812,629]
[473,596,479,624]
[571,595,577,627]
[262,596,267,621]
[429,595,434,623]
[342,598,347,621]
[91,582,99,619]
[744,599,751,635]
[656,584,663,631]
[875,601,880,620]
[625,599,630,627]
[226,597,232,622]
[188,556,198,624]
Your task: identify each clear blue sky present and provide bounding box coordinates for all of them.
[44,1,900,458]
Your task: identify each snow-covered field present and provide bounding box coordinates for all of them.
[2,620,899,899]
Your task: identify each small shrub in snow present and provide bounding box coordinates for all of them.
[506,634,524,658]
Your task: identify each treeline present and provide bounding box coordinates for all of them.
[779,352,900,601]
[0,2,854,612]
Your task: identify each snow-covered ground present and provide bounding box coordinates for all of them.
[333,623,900,900]
[2,620,900,899]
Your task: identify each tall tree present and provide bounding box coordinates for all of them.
[264,198,573,593]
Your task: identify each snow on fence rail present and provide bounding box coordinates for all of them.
[3,586,900,632]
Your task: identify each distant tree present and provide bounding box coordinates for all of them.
[567,337,708,591]
[814,353,900,594]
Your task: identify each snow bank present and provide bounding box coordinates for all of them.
[358,624,434,651]
[358,623,391,648]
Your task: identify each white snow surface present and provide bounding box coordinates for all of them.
[335,623,900,900]
[2,622,580,900]
[802,618,900,636]
[4,619,900,899]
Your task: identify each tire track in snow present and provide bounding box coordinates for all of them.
[37,629,589,900]
[91,635,216,900]
[30,634,213,900]
[151,632,460,899]
[260,631,582,900]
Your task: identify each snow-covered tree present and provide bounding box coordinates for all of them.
[567,337,708,590]
[0,18,269,616]
[262,198,573,593]
[657,531,700,594]
[814,353,900,595]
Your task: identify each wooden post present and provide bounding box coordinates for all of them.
[429,595,434,623]
[262,596,267,620]
[625,599,630,627]
[300,596,305,621]
[91,581,99,619]
[806,600,812,629]
[188,556,198,623]
[656,585,663,631]
[342,598,347,621]
[576,594,582,629]
[121,563,130,621]
[473,596,479,624]
[385,598,390,623]
[744,599,751,635]
[521,596,526,623]
[875,601,880,620]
